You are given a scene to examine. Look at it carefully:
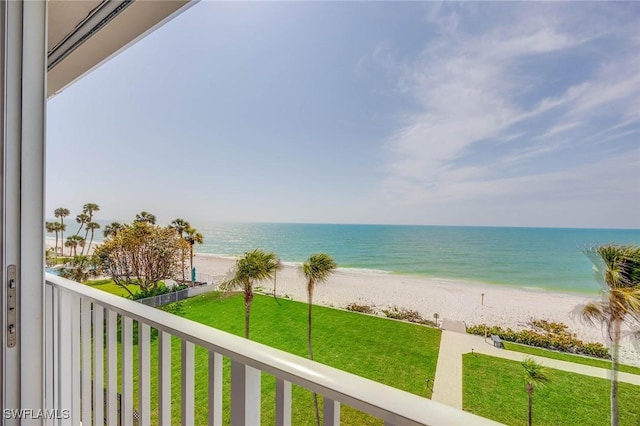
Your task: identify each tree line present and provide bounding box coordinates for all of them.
[45,205,204,287]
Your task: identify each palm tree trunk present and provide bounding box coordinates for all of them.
[611,320,621,426]
[190,244,194,283]
[87,231,94,255]
[308,292,314,360]
[244,292,253,339]
[527,388,532,426]
[307,282,320,426]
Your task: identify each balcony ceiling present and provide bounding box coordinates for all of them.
[47,0,193,97]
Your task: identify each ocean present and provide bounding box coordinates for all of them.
[48,222,639,294]
[194,223,639,294]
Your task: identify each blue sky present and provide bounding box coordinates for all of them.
[47,1,640,228]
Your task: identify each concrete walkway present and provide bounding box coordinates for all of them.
[431,330,640,409]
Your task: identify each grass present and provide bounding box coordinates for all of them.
[84,278,140,298]
[121,292,441,425]
[463,353,640,425]
[504,342,640,376]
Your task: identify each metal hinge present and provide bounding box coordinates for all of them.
[7,265,17,348]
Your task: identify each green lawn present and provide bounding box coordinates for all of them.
[84,278,140,298]
[123,292,441,425]
[504,342,640,376]
[463,353,640,426]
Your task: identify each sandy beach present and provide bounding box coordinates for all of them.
[193,252,640,366]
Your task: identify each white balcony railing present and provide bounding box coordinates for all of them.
[44,273,502,426]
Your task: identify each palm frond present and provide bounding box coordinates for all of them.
[580,301,607,327]
[521,357,550,388]
[302,253,338,284]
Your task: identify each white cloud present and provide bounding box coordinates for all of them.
[380,4,640,226]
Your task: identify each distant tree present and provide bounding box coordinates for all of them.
[54,207,70,255]
[75,212,89,239]
[580,245,640,426]
[82,203,99,221]
[45,221,57,255]
[59,255,100,282]
[79,204,99,251]
[134,211,156,225]
[219,249,280,339]
[521,357,550,426]
[184,227,203,282]
[103,222,124,238]
[64,235,84,257]
[84,222,101,255]
[95,221,186,297]
[169,218,191,281]
[301,253,337,426]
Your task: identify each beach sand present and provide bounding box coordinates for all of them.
[193,252,640,366]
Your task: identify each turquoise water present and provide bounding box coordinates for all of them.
[193,223,639,294]
[47,222,639,293]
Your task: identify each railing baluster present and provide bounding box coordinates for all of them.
[81,298,92,426]
[106,310,118,424]
[44,284,55,426]
[139,323,151,425]
[71,294,81,424]
[93,305,104,426]
[275,379,292,426]
[58,290,72,425]
[181,340,195,425]
[231,360,261,426]
[323,397,340,426]
[158,331,171,426]
[208,352,223,426]
[122,316,134,426]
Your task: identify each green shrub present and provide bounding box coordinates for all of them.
[467,322,610,359]
[346,303,376,314]
[382,306,437,327]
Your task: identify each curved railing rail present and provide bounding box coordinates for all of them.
[44,273,502,426]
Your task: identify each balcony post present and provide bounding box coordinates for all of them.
[231,360,261,426]
[275,379,292,426]
[181,340,195,425]
[106,310,118,424]
[158,331,172,426]
[208,352,223,426]
[323,398,340,426]
[121,316,134,426]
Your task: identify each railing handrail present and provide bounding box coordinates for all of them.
[45,273,502,426]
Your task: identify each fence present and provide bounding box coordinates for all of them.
[136,276,223,307]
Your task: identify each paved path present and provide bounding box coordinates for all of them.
[431,330,640,409]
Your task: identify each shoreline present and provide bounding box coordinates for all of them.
[193,252,639,366]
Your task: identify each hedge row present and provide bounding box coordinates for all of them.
[467,322,610,359]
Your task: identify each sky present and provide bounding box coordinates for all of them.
[46,1,640,229]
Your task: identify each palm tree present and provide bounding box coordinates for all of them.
[75,212,89,236]
[45,221,56,255]
[522,357,550,426]
[82,203,99,221]
[84,222,101,255]
[135,211,156,224]
[169,218,191,281]
[64,235,83,257]
[184,227,203,282]
[52,222,64,256]
[103,222,124,238]
[54,207,70,255]
[219,249,280,339]
[302,253,337,426]
[580,245,640,426]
